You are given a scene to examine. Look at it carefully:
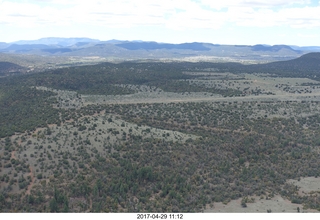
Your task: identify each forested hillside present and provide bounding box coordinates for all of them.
[0,57,320,212]
[0,61,25,76]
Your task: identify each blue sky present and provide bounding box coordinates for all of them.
[0,0,320,46]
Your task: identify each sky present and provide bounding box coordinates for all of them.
[0,0,320,46]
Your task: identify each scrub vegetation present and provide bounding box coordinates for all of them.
[1,55,320,212]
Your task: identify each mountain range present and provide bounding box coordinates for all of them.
[1,37,320,61]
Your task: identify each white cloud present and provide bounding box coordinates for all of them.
[227,6,320,28]
[298,33,319,38]
[0,0,320,30]
[200,0,311,9]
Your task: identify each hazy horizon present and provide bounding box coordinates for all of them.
[1,37,320,48]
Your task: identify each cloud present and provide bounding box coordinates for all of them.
[0,0,320,30]
[228,6,320,28]
[298,33,319,38]
[165,2,227,30]
[200,0,312,9]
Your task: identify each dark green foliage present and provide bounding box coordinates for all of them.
[18,175,28,190]
[230,52,320,79]
[49,188,69,213]
[0,61,25,76]
[49,198,58,212]
[0,193,5,205]
[241,199,247,208]
[151,80,242,96]
[78,125,87,131]
[1,61,244,96]
[0,86,60,138]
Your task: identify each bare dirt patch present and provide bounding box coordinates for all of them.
[11,150,16,160]
[288,177,320,195]
[204,195,318,213]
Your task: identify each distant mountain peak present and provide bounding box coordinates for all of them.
[251,44,298,52]
[13,37,100,46]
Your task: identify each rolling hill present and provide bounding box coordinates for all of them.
[0,61,25,76]
[243,52,320,78]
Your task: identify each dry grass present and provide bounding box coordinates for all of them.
[288,177,320,195]
[204,195,318,213]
